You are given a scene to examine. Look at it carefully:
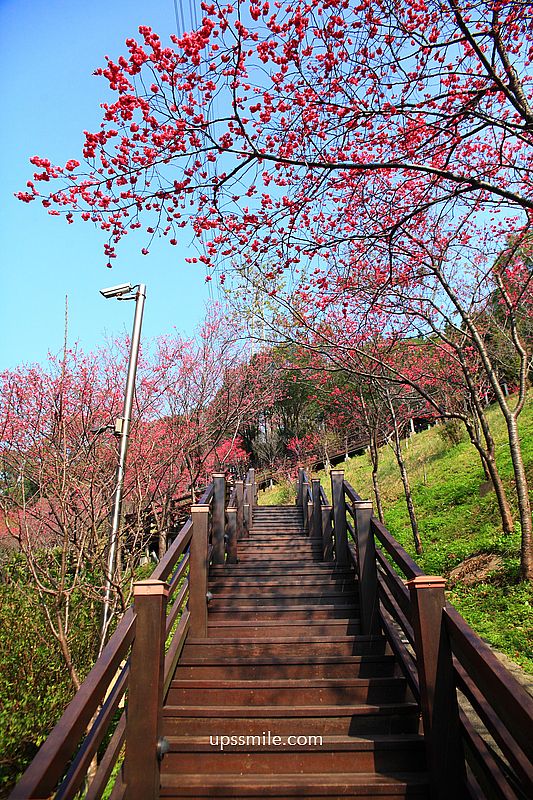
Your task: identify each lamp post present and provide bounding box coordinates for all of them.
[99,283,146,647]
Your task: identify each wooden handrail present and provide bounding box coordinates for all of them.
[444,606,533,771]
[298,470,533,799]
[371,518,424,580]
[13,465,533,800]
[10,475,219,800]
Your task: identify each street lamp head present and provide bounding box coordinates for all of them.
[99,283,134,299]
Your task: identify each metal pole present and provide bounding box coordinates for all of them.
[101,284,146,646]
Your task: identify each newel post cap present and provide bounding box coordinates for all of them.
[406,575,446,590]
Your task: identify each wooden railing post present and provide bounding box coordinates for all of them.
[331,470,349,566]
[303,481,310,535]
[296,468,304,507]
[322,504,333,560]
[125,580,168,800]
[407,576,466,800]
[235,479,244,540]
[189,505,209,638]
[212,473,226,565]
[226,506,238,564]
[312,479,322,541]
[244,482,252,534]
[353,501,380,635]
[305,483,314,538]
[249,468,257,506]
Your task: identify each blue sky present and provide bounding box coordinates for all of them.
[0,0,218,370]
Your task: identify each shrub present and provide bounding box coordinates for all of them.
[437,419,466,446]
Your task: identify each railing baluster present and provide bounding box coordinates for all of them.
[306,484,314,538]
[189,504,209,638]
[244,482,251,534]
[330,470,349,566]
[321,503,333,561]
[226,506,238,564]
[235,479,244,540]
[312,479,322,542]
[407,576,466,800]
[212,473,226,565]
[249,467,257,506]
[124,580,168,800]
[296,467,305,507]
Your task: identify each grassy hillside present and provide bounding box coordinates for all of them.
[259,396,533,673]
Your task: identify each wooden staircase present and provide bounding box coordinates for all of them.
[11,470,533,800]
[160,505,428,799]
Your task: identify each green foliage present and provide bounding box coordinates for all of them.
[436,419,466,446]
[0,556,98,796]
[258,480,297,506]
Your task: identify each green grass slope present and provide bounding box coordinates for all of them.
[259,397,533,673]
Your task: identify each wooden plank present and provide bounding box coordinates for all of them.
[152,519,193,583]
[165,578,189,635]
[376,550,411,620]
[455,660,533,794]
[56,665,128,800]
[164,612,190,697]
[444,605,533,765]
[372,519,423,580]
[84,715,126,800]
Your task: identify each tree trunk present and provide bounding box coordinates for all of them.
[480,449,514,536]
[57,614,81,691]
[158,527,168,560]
[396,445,423,555]
[463,411,514,536]
[506,415,533,580]
[369,431,385,523]
[386,393,423,555]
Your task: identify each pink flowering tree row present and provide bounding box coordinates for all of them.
[0,309,278,688]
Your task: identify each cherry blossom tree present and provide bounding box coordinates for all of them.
[18,0,533,576]
[0,309,278,684]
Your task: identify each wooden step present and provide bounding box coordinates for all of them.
[209,576,357,590]
[175,653,397,679]
[166,677,409,706]
[209,563,352,575]
[245,535,308,542]
[183,635,390,659]
[206,619,361,638]
[162,702,421,736]
[160,771,429,798]
[235,555,326,563]
[207,604,360,620]
[236,552,318,557]
[209,593,358,607]
[238,540,316,547]
[163,734,425,774]
[248,530,306,536]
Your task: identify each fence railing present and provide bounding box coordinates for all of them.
[295,468,533,800]
[10,468,257,800]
